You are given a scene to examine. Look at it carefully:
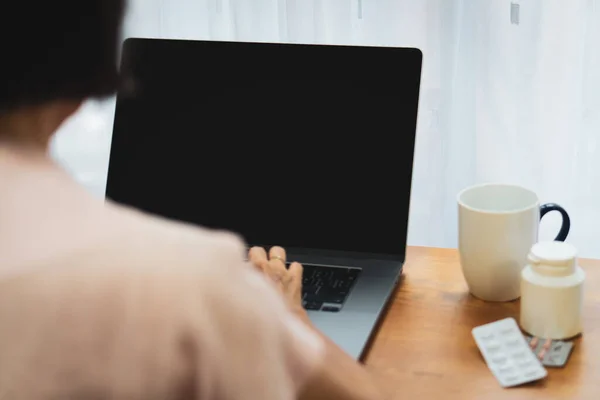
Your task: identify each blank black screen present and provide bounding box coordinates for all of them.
[107,38,421,258]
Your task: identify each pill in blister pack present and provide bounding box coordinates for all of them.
[472,318,547,387]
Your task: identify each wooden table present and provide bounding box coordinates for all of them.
[364,246,599,399]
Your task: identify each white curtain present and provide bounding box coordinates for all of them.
[51,0,600,258]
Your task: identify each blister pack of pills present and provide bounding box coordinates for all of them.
[472,318,547,387]
[524,335,574,368]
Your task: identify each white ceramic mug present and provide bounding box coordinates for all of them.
[457,183,570,302]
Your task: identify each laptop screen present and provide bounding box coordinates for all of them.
[107,39,421,258]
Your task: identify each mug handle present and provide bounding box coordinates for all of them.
[540,203,570,241]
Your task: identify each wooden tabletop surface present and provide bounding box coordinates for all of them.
[364,246,599,399]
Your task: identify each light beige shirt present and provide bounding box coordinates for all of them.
[0,146,323,399]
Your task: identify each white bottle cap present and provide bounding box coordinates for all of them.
[528,241,577,276]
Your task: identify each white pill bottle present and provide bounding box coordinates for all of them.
[520,241,585,340]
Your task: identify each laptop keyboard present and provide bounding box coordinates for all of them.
[300,264,361,312]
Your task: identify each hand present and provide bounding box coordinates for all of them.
[248,246,306,318]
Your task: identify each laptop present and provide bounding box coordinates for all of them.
[106,38,422,360]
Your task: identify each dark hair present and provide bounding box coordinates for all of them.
[0,1,126,113]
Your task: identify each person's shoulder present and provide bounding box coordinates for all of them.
[102,201,247,273]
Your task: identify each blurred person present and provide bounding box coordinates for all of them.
[0,1,384,399]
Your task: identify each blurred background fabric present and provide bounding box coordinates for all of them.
[50,0,600,257]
